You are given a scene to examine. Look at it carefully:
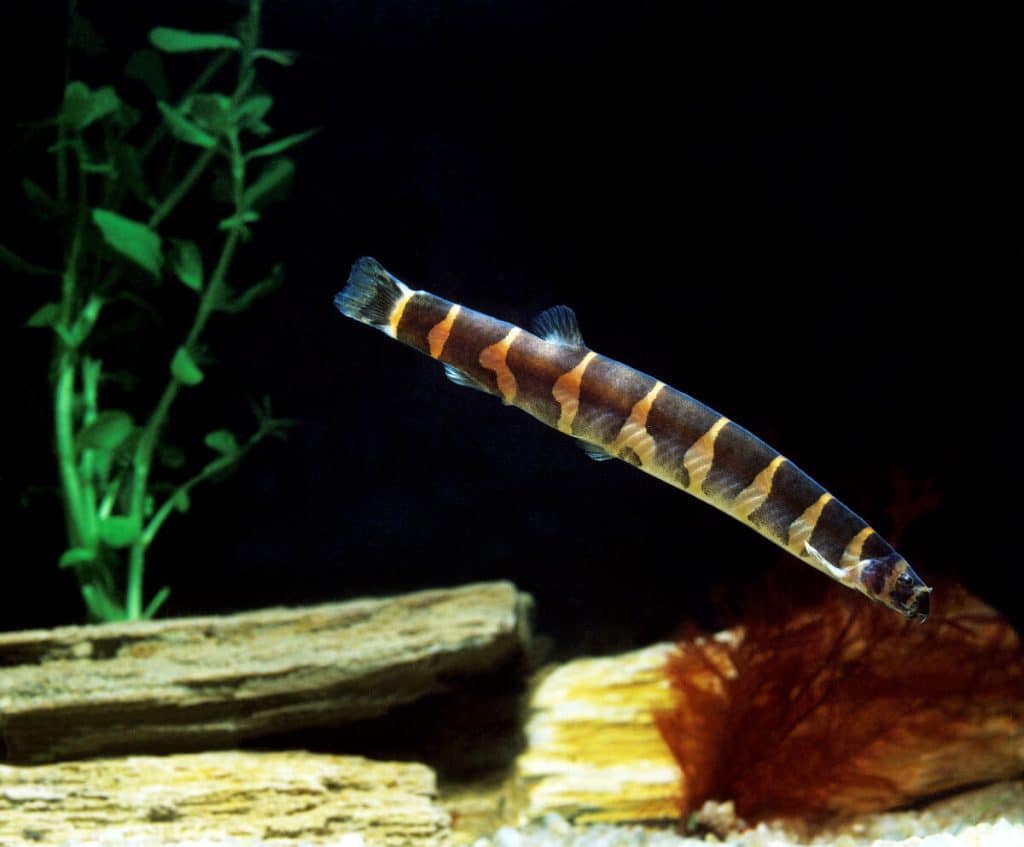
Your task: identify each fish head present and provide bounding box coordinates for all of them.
[858,553,932,622]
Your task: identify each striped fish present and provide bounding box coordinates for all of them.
[335,257,931,622]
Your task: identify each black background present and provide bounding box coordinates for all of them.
[1,2,1016,648]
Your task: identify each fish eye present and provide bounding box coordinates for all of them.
[897,572,914,587]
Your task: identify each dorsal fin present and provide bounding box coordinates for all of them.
[532,305,585,349]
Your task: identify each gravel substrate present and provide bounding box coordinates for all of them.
[45,781,1024,847]
[43,816,1024,847]
[472,814,1024,847]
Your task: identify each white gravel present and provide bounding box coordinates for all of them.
[45,817,1024,847]
[470,813,1024,847]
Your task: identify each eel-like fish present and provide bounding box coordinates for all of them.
[335,257,931,621]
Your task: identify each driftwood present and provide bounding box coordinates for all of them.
[515,619,1024,826]
[516,643,682,825]
[0,750,449,846]
[0,581,532,764]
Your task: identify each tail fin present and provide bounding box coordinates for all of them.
[334,257,412,331]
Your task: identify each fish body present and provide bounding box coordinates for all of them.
[335,257,931,622]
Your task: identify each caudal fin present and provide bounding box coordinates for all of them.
[334,257,412,331]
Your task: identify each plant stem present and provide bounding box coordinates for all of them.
[125,375,176,618]
[122,0,261,619]
[53,144,91,550]
[139,51,233,163]
[78,357,101,546]
[54,355,84,545]
[143,432,259,547]
[148,146,217,230]
[125,221,241,618]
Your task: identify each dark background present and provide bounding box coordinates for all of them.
[1,2,1015,648]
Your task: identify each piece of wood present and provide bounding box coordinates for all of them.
[516,643,684,824]
[0,750,449,846]
[0,581,533,764]
[515,598,1024,827]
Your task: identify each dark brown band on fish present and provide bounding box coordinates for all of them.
[574,355,660,445]
[702,422,781,503]
[748,462,830,545]
[394,292,457,353]
[510,337,590,428]
[646,386,723,489]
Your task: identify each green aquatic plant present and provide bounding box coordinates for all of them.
[2,0,311,621]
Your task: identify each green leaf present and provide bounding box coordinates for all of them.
[114,101,142,132]
[69,10,106,57]
[253,401,297,441]
[237,94,273,126]
[98,514,141,547]
[235,95,273,136]
[1,243,59,277]
[170,239,203,291]
[242,157,294,209]
[26,302,61,329]
[190,93,235,136]
[68,295,103,347]
[253,47,297,65]
[173,490,191,513]
[248,120,272,137]
[60,82,91,128]
[59,547,96,569]
[81,159,115,175]
[157,101,216,148]
[217,210,260,232]
[216,263,283,313]
[171,346,204,385]
[142,586,171,619]
[125,48,169,100]
[158,443,186,469]
[77,410,134,451]
[61,82,121,131]
[91,208,163,276]
[204,429,239,455]
[114,145,151,205]
[22,178,60,217]
[81,584,125,621]
[246,128,318,160]
[149,27,241,53]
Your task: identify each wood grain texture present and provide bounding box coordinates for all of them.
[514,602,1024,826]
[0,581,533,763]
[0,750,449,846]
[516,643,684,824]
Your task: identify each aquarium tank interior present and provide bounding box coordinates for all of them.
[0,0,1014,645]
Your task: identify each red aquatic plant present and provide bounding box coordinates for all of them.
[654,582,1024,823]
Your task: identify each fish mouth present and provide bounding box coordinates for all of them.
[904,588,931,623]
